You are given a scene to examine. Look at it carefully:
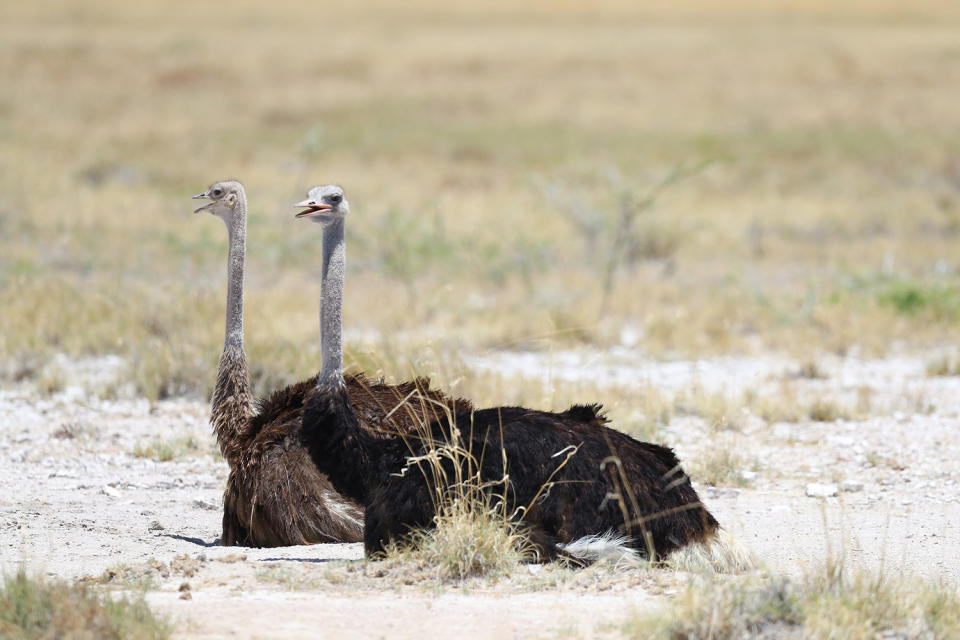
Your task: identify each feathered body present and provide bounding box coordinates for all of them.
[302,387,719,560]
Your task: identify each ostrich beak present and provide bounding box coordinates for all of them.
[295,199,333,219]
[192,192,213,214]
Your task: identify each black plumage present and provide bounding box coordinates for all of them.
[302,384,719,560]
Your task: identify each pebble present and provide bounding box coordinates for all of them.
[840,481,864,493]
[101,486,121,498]
[707,488,741,499]
[805,483,838,498]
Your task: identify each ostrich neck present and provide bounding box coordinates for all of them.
[318,218,345,387]
[211,194,253,467]
[224,198,247,349]
[303,216,380,503]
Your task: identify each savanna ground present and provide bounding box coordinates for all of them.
[3,0,960,637]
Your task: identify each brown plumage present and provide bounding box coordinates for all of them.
[196,181,470,547]
[220,372,470,547]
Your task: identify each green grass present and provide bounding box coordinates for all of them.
[0,570,170,640]
[877,279,960,320]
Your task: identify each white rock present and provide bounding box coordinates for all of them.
[192,498,218,511]
[101,486,121,498]
[841,481,864,493]
[806,483,838,498]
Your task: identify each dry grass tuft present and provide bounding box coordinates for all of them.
[623,559,960,640]
[792,360,828,380]
[687,449,757,488]
[806,398,851,423]
[384,495,533,582]
[926,353,960,377]
[378,403,537,582]
[0,569,170,640]
[131,435,205,462]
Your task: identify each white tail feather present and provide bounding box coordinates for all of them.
[558,532,640,564]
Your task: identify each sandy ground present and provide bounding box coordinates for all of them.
[2,351,959,638]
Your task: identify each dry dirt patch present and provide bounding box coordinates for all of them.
[2,353,959,638]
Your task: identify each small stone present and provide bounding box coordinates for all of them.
[192,499,217,511]
[806,483,838,498]
[148,520,164,531]
[840,481,864,493]
[178,582,191,592]
[707,488,741,499]
[179,591,192,600]
[101,486,121,498]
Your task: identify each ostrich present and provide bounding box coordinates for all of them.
[296,184,720,562]
[193,181,470,547]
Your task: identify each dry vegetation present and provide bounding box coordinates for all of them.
[0,570,170,640]
[3,0,960,401]
[376,404,537,582]
[624,558,960,640]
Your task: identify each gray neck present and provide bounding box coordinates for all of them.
[318,217,345,387]
[224,193,247,349]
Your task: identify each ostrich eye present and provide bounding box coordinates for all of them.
[329,193,342,204]
[212,188,223,197]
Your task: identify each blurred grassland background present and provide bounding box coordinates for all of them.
[2,0,960,401]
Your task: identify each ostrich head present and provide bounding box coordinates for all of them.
[192,180,245,226]
[294,185,348,225]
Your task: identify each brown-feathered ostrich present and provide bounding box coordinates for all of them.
[193,181,470,547]
[296,184,720,562]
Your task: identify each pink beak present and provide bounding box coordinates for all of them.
[295,199,334,219]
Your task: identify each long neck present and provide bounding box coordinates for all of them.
[224,193,247,349]
[302,216,380,502]
[318,218,345,386]
[211,194,253,467]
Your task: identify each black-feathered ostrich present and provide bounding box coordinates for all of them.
[296,184,720,561]
[193,181,470,547]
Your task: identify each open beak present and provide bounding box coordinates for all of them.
[294,199,333,219]
[192,192,212,214]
